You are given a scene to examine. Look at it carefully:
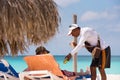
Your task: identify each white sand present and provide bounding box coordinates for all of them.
[102,74,120,80]
[86,74,120,80]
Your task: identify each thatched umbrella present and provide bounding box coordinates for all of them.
[0,0,60,56]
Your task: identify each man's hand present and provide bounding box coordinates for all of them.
[70,41,77,48]
[63,53,72,64]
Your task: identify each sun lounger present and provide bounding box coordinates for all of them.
[0,59,19,80]
[23,54,66,80]
[23,54,93,80]
[0,71,19,80]
[19,70,63,80]
[0,58,59,80]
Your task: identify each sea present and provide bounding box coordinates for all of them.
[4,55,120,74]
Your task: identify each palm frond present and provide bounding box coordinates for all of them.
[0,0,60,56]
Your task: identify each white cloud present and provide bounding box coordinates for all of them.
[80,6,120,21]
[54,0,80,7]
[80,11,99,21]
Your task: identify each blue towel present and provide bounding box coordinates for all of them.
[84,74,91,78]
[75,74,91,80]
[0,59,19,78]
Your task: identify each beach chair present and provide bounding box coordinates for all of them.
[0,58,61,80]
[22,54,92,80]
[0,71,19,80]
[19,70,63,80]
[21,54,66,80]
[0,59,19,80]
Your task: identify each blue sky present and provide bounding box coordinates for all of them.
[24,0,120,56]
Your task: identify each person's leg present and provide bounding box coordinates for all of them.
[98,67,106,80]
[61,70,76,77]
[75,69,84,76]
[90,66,97,80]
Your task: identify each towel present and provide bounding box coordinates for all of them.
[0,59,19,78]
[24,54,64,77]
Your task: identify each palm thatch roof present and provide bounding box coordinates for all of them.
[0,0,60,56]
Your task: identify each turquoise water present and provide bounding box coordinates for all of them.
[4,55,120,74]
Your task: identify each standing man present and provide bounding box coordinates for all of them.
[64,24,111,80]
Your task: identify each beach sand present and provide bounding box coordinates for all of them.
[104,74,120,80]
[89,74,120,80]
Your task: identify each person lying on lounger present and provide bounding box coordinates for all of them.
[24,46,91,78]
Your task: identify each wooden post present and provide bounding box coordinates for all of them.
[72,14,78,72]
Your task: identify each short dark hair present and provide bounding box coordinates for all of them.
[35,46,50,55]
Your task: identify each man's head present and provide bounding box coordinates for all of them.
[35,46,50,55]
[68,24,80,37]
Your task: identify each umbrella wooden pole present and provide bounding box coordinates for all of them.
[72,14,78,72]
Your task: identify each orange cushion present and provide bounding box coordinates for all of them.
[24,54,64,77]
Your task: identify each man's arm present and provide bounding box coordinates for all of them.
[70,35,87,56]
[63,34,88,64]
